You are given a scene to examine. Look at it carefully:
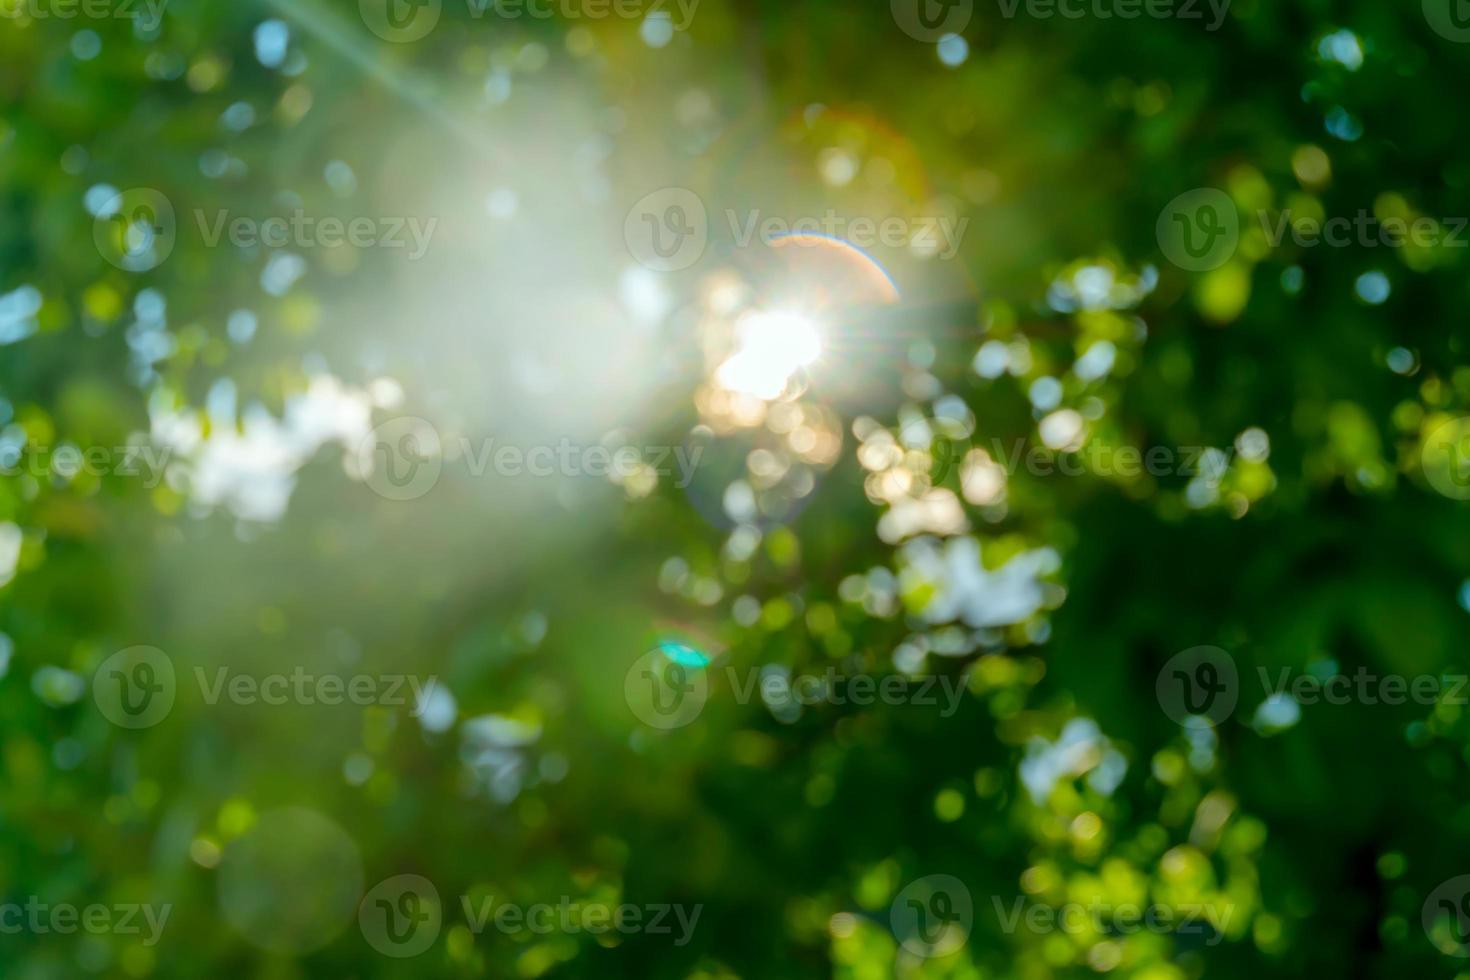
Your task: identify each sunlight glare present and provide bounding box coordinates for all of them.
[714,309,824,400]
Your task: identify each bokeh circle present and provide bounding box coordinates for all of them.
[218,807,365,955]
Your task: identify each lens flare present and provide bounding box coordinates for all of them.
[715,308,824,400]
[657,641,711,669]
[761,232,901,309]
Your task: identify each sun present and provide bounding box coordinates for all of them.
[714,308,825,400]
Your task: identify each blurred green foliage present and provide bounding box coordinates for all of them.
[4,0,1470,977]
